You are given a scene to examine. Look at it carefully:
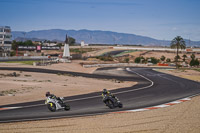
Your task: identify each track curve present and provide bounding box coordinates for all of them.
[0,67,200,123]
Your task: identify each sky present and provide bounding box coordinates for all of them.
[0,0,200,41]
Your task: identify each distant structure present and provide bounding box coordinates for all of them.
[65,34,68,44]
[81,40,88,47]
[0,26,12,57]
[59,34,71,62]
[63,44,70,57]
[43,42,57,46]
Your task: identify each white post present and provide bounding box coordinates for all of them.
[63,44,70,57]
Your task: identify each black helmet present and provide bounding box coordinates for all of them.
[46,91,50,97]
[103,89,108,94]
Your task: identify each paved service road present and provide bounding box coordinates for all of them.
[0,67,200,123]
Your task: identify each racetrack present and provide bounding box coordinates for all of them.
[0,67,200,123]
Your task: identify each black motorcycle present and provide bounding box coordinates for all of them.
[103,95,123,109]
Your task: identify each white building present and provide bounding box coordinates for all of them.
[81,40,88,47]
[43,42,57,46]
[0,26,12,56]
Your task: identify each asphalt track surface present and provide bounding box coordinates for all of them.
[0,67,200,123]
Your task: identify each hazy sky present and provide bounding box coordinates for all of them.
[0,0,200,41]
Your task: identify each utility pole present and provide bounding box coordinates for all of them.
[22,32,26,42]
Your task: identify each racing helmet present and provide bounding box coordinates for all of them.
[103,89,108,94]
[46,91,50,97]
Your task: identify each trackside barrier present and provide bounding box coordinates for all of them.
[157,63,169,66]
[83,63,148,68]
[0,56,49,61]
[113,47,186,52]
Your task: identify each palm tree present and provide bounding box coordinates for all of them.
[171,36,186,68]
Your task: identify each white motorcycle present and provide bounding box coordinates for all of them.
[45,97,70,112]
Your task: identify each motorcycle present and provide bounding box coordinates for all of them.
[103,95,123,109]
[45,97,70,112]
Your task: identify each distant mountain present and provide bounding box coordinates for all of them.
[12,29,200,46]
[14,37,46,42]
[14,37,63,43]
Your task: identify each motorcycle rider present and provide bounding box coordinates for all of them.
[45,91,64,106]
[102,89,117,103]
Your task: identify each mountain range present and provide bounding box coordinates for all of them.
[12,29,200,46]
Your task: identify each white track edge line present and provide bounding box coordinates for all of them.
[1,67,154,109]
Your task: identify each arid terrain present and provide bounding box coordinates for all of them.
[0,52,200,133]
[0,62,135,105]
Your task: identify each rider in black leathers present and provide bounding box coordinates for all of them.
[102,89,116,104]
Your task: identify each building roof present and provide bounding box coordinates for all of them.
[0,26,11,29]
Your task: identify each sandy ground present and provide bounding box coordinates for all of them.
[0,62,135,105]
[0,61,200,133]
[142,51,200,61]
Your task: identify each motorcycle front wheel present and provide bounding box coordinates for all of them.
[106,100,115,109]
[47,102,56,112]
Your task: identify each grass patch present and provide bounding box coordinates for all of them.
[114,50,137,57]
[0,89,18,96]
[24,75,32,77]
[96,56,113,61]
[193,68,200,72]
[34,80,51,82]
[0,73,20,77]
[13,80,27,82]
[70,48,97,54]
[179,68,200,72]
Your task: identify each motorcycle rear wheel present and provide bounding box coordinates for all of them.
[64,104,70,111]
[118,102,123,108]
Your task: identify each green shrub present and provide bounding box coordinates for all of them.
[160,55,166,61]
[166,58,171,63]
[10,51,16,56]
[97,55,113,61]
[190,58,199,66]
[135,56,145,63]
[124,58,130,63]
[149,57,160,64]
